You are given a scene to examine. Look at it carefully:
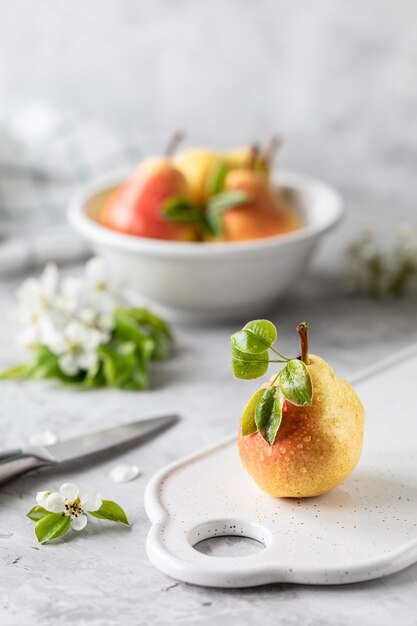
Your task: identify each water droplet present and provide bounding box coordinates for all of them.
[279,446,286,454]
[301,467,307,473]
[303,435,311,442]
[260,452,264,462]
[297,443,303,449]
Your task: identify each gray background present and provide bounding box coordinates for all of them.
[1,0,416,245]
[1,2,417,625]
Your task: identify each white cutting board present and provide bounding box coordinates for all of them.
[145,346,417,588]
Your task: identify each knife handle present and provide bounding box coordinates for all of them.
[0,449,54,486]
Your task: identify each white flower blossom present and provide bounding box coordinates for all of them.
[109,464,141,483]
[47,320,103,376]
[36,483,102,531]
[17,263,59,325]
[16,264,63,347]
[16,256,120,374]
[84,257,120,315]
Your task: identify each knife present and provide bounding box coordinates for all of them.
[0,414,178,486]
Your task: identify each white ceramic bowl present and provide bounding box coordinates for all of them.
[68,171,343,321]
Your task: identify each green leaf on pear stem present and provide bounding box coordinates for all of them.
[279,359,313,406]
[241,388,264,436]
[206,161,229,197]
[255,385,285,445]
[89,500,129,525]
[203,209,223,238]
[162,197,202,224]
[206,190,249,214]
[232,319,277,354]
[231,339,269,380]
[27,505,49,522]
[35,513,71,544]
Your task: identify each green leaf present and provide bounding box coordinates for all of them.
[279,359,313,406]
[206,161,229,197]
[206,190,249,213]
[124,308,172,340]
[0,363,28,380]
[27,505,49,521]
[114,310,155,360]
[83,360,106,389]
[99,342,148,390]
[89,500,129,525]
[203,209,223,238]
[35,513,71,544]
[120,308,173,360]
[255,386,284,445]
[231,339,269,380]
[27,346,83,383]
[204,190,251,238]
[28,346,61,380]
[241,388,264,436]
[232,319,277,354]
[150,332,171,361]
[163,197,203,224]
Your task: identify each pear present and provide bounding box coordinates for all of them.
[238,343,365,498]
[219,154,300,242]
[173,148,224,205]
[101,135,196,241]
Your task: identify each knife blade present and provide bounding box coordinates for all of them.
[0,413,179,485]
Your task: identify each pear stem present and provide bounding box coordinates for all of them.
[296,322,310,364]
[246,144,260,169]
[165,132,184,158]
[261,136,283,165]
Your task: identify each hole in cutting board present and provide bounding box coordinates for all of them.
[189,519,269,558]
[193,535,265,557]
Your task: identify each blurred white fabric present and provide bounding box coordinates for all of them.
[0,103,143,274]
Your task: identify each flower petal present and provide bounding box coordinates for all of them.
[58,353,79,376]
[85,257,107,285]
[36,490,51,508]
[70,514,87,531]
[29,430,58,446]
[45,492,66,513]
[109,464,141,483]
[81,489,102,512]
[59,483,79,500]
[77,350,98,372]
[42,263,59,295]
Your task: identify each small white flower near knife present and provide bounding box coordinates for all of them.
[28,481,128,544]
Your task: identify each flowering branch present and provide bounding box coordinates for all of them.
[0,258,173,390]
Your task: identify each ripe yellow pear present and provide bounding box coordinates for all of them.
[173,148,223,205]
[239,354,365,498]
